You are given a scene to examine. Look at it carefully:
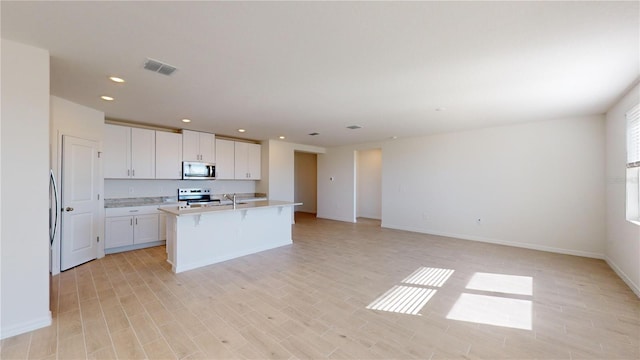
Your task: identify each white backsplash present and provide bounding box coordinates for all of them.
[105,179,257,199]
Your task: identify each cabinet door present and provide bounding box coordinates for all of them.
[158,213,167,241]
[133,214,159,244]
[247,143,261,180]
[234,141,249,179]
[104,124,131,178]
[131,128,156,179]
[215,139,235,179]
[156,131,182,179]
[199,133,216,163]
[105,216,134,249]
[182,130,200,161]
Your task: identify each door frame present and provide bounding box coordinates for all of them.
[51,131,104,275]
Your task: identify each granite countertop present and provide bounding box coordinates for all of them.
[105,193,268,208]
[158,200,301,216]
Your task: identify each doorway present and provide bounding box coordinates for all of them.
[294,151,317,215]
[356,149,382,221]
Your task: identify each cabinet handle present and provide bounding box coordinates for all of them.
[135,218,138,225]
[127,169,130,176]
[132,169,135,177]
[130,219,133,226]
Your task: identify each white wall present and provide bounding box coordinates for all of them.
[50,96,105,274]
[294,152,317,213]
[318,116,606,258]
[1,39,52,339]
[356,149,382,220]
[605,82,640,297]
[259,140,325,202]
[104,179,256,198]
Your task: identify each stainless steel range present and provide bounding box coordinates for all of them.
[178,188,219,208]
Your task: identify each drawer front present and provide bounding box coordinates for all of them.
[106,205,161,217]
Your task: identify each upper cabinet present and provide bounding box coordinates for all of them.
[182,130,215,162]
[104,124,155,179]
[155,131,182,179]
[234,142,261,180]
[215,139,235,180]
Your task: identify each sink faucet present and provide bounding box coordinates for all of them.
[224,193,237,206]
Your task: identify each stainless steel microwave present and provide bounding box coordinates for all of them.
[182,161,216,180]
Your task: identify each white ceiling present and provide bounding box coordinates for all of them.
[2,1,638,147]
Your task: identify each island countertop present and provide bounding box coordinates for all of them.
[158,200,301,216]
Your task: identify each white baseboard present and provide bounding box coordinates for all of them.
[0,312,52,340]
[381,222,605,259]
[316,215,356,223]
[605,256,640,298]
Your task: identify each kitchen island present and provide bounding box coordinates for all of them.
[159,200,300,273]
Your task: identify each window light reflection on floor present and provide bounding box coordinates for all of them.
[366,285,437,315]
[466,272,533,295]
[446,293,532,330]
[402,267,455,287]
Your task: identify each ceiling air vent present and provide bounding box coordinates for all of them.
[309,132,320,136]
[143,58,177,76]
[346,125,362,130]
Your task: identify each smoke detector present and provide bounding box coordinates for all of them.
[143,58,177,76]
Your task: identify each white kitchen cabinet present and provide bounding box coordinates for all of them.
[104,124,155,179]
[132,214,159,244]
[215,139,235,179]
[104,124,131,178]
[105,206,166,252]
[105,216,134,249]
[182,130,215,162]
[234,142,261,180]
[155,131,183,179]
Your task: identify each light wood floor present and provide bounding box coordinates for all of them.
[1,213,638,359]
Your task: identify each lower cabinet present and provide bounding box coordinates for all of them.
[105,206,166,252]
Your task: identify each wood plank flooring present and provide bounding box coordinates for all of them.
[1,212,638,359]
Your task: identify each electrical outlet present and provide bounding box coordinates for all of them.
[128,187,134,194]
[476,218,482,225]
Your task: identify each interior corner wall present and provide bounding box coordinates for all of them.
[356,149,382,220]
[317,147,357,223]
[605,82,640,297]
[263,140,325,202]
[1,39,52,339]
[381,116,606,258]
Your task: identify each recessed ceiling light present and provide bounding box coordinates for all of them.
[238,129,246,133]
[279,136,286,140]
[109,76,125,83]
[100,95,114,101]
[435,107,446,112]
[391,136,398,140]
[181,118,191,123]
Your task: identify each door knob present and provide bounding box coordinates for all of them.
[65,207,74,212]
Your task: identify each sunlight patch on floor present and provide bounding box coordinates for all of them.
[466,272,532,295]
[402,267,455,287]
[366,285,437,315]
[446,293,532,330]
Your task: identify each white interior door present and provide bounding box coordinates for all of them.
[61,135,99,270]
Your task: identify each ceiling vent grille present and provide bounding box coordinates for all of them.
[308,132,320,136]
[346,125,362,130]
[143,58,177,76]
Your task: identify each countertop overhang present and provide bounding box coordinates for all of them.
[158,200,301,216]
